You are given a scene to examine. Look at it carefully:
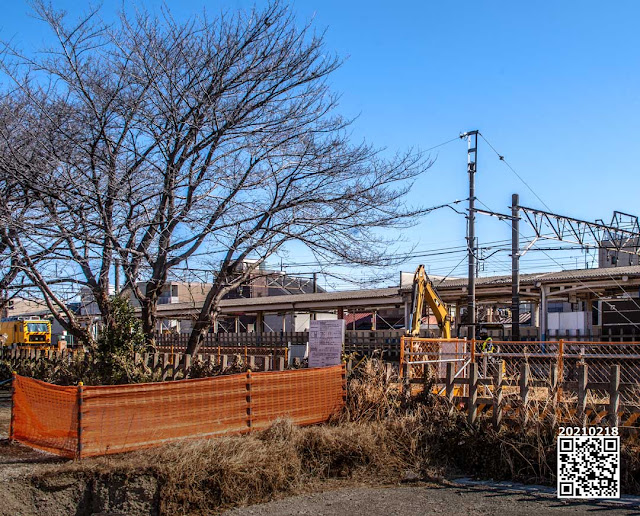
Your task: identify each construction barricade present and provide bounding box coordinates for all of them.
[400,337,471,394]
[10,364,346,458]
[400,337,640,430]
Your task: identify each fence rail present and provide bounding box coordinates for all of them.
[0,346,294,381]
[401,337,640,429]
[156,330,443,360]
[438,361,640,431]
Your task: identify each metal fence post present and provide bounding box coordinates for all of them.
[9,372,16,442]
[341,363,347,407]
[577,363,587,427]
[520,363,530,426]
[468,362,478,425]
[558,339,564,403]
[399,336,405,380]
[609,365,620,429]
[246,370,253,431]
[492,361,503,428]
[445,362,455,414]
[550,364,559,425]
[77,381,84,460]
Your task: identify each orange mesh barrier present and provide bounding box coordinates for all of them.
[81,374,250,456]
[251,367,346,431]
[11,375,78,458]
[11,365,346,458]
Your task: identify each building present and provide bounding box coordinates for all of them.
[598,238,640,268]
[150,265,640,340]
[79,266,326,334]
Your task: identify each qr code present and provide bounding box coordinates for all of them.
[557,435,620,498]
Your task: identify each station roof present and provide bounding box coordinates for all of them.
[154,265,640,318]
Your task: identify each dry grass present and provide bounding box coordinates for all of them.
[28,357,640,515]
[40,418,402,515]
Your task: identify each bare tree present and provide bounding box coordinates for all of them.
[0,90,97,343]
[1,1,432,353]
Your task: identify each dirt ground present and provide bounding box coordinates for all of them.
[0,392,10,438]
[226,484,640,516]
[0,394,66,483]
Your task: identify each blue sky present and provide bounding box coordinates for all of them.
[3,1,639,288]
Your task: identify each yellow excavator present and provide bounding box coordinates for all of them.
[408,265,451,338]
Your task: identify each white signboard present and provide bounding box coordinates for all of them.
[308,319,345,368]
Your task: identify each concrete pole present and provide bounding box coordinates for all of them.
[511,193,520,340]
[531,301,540,328]
[466,131,478,340]
[256,312,263,334]
[540,286,548,341]
[586,295,593,335]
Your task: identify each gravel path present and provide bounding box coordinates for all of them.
[225,484,640,516]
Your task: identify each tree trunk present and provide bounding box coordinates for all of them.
[186,309,217,355]
[141,299,158,351]
[93,288,115,334]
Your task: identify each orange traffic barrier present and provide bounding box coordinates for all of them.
[11,365,346,458]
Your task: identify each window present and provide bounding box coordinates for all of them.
[27,323,49,333]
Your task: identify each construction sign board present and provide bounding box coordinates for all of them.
[308,319,345,368]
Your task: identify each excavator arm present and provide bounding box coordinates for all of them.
[408,265,451,338]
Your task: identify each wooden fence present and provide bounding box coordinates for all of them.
[0,344,392,382]
[434,361,640,431]
[156,329,440,359]
[0,346,292,381]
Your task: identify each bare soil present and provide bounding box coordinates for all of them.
[0,392,10,437]
[225,484,640,516]
[0,394,66,483]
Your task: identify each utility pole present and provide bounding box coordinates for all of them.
[462,130,479,339]
[511,193,520,340]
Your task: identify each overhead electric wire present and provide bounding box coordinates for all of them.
[435,254,468,286]
[422,136,463,154]
[476,188,640,328]
[478,132,553,212]
[477,134,640,321]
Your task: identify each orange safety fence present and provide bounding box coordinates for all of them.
[10,365,346,458]
[11,375,79,457]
